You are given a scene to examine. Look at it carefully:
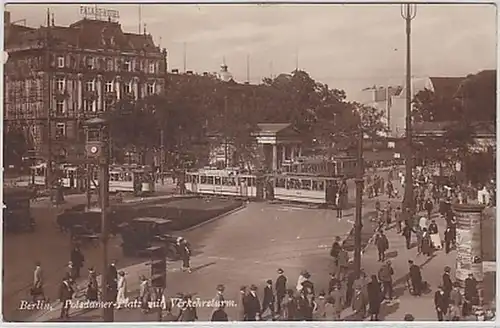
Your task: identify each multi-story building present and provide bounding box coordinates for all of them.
[4,11,167,163]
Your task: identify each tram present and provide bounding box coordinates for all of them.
[281,156,357,178]
[108,165,155,193]
[185,169,265,199]
[30,163,47,186]
[270,173,342,205]
[60,164,80,189]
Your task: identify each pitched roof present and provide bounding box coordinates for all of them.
[256,123,292,134]
[6,18,160,54]
[429,77,465,98]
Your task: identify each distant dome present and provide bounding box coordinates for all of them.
[219,63,233,82]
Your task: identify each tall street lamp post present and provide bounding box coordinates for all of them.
[401,3,417,213]
[353,114,364,279]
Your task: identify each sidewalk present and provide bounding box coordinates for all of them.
[340,209,460,321]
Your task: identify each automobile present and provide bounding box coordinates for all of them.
[3,187,35,233]
[120,217,175,257]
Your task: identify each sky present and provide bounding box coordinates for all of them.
[5,2,497,101]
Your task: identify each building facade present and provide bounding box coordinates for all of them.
[4,12,167,163]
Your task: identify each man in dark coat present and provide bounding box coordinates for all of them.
[70,245,85,279]
[297,290,313,321]
[275,268,287,315]
[246,285,261,321]
[434,285,449,321]
[442,266,453,299]
[367,275,382,321]
[301,272,315,296]
[330,236,342,268]
[463,273,479,316]
[408,260,422,296]
[262,279,275,319]
[402,222,415,250]
[375,231,389,262]
[425,198,433,219]
[107,260,118,301]
[58,277,74,319]
[238,286,249,321]
[328,272,340,295]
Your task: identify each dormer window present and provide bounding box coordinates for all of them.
[149,62,155,74]
[147,82,155,95]
[105,81,114,93]
[123,81,132,94]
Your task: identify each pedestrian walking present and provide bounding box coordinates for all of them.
[402,222,415,250]
[335,192,343,218]
[351,287,367,320]
[246,284,261,321]
[448,282,463,321]
[86,267,98,302]
[116,271,128,309]
[444,226,454,254]
[463,273,479,316]
[65,261,75,281]
[139,275,151,313]
[329,283,343,320]
[239,286,249,321]
[375,231,389,262]
[330,237,341,269]
[178,294,198,321]
[70,245,85,279]
[324,296,337,320]
[300,272,315,296]
[296,270,307,293]
[442,266,453,299]
[395,207,403,233]
[407,260,422,296]
[31,261,45,302]
[58,276,74,320]
[212,284,226,316]
[275,268,287,315]
[177,237,192,273]
[434,286,449,321]
[367,275,382,321]
[378,260,394,300]
[421,228,433,257]
[337,247,349,279]
[262,279,275,320]
[313,291,327,320]
[280,289,296,321]
[425,198,434,219]
[107,260,118,301]
[297,290,314,321]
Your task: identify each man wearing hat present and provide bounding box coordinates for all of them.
[70,244,85,279]
[463,273,479,316]
[58,276,74,320]
[442,266,453,299]
[211,284,226,318]
[434,285,449,321]
[275,269,287,315]
[262,279,275,320]
[246,285,261,321]
[86,267,98,302]
[32,261,45,302]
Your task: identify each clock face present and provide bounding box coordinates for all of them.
[90,146,98,154]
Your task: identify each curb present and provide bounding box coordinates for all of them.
[181,203,247,232]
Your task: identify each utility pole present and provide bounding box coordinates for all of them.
[161,48,167,185]
[100,135,112,322]
[401,4,417,213]
[45,8,53,196]
[353,115,364,279]
[224,95,228,168]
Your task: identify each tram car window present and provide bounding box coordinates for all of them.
[201,175,207,184]
[215,176,221,185]
[276,178,286,188]
[301,179,312,190]
[207,176,214,184]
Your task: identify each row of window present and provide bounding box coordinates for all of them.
[53,98,114,114]
[56,55,159,74]
[186,174,256,187]
[55,78,157,95]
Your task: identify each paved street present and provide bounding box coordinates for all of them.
[2,182,177,321]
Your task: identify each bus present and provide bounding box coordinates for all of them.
[185,169,265,199]
[281,156,357,178]
[270,173,343,205]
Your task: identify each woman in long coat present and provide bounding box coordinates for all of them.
[280,289,297,321]
[367,275,382,321]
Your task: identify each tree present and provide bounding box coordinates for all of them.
[3,126,29,166]
[412,89,461,122]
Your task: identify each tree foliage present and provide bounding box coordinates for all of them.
[3,126,30,166]
[107,69,387,166]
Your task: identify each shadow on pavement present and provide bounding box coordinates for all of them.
[191,261,216,273]
[380,301,400,320]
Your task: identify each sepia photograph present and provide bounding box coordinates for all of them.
[2,2,496,322]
